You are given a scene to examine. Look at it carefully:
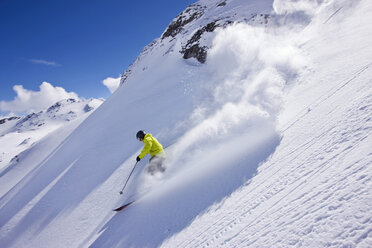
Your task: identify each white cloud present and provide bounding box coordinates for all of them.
[0,82,79,114]
[102,77,120,93]
[29,59,61,67]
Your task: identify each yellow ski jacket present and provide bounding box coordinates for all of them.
[138,133,165,159]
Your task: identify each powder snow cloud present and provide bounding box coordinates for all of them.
[140,22,308,208]
[169,23,306,165]
[273,0,325,16]
[0,82,79,114]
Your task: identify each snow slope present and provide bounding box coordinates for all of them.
[0,98,103,171]
[0,98,103,197]
[163,1,372,247]
[1,0,371,247]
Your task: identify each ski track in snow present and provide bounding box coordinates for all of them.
[162,1,372,246]
[163,62,372,248]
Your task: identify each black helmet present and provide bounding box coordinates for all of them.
[136,130,146,140]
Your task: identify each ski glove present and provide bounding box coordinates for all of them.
[136,156,141,162]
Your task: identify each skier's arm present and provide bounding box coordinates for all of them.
[139,139,152,159]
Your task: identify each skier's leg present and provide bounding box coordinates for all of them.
[147,156,166,175]
[147,157,156,175]
[156,157,166,172]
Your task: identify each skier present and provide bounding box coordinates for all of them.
[136,130,166,175]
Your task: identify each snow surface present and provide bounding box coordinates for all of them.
[0,98,103,195]
[1,0,372,247]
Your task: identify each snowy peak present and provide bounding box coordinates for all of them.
[161,3,206,39]
[0,116,20,125]
[0,97,103,170]
[161,0,272,40]
[162,0,273,63]
[46,98,78,115]
[120,0,273,85]
[2,98,103,133]
[45,98,102,121]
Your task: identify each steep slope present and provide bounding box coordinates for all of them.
[162,0,372,246]
[0,0,371,247]
[0,1,278,247]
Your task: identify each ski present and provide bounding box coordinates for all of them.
[113,201,135,212]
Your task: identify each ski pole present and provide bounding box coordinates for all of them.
[119,161,139,195]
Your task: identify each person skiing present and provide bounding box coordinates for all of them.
[136,130,166,175]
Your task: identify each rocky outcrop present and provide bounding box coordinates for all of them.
[182,44,208,63]
[0,116,20,125]
[180,20,232,63]
[47,98,76,113]
[119,0,272,83]
[162,4,206,39]
[217,2,227,7]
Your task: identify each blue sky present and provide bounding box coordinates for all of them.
[0,0,196,115]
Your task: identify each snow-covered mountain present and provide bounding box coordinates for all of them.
[1,0,371,247]
[0,98,103,171]
[120,0,272,84]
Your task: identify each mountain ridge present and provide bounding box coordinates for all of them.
[0,97,103,171]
